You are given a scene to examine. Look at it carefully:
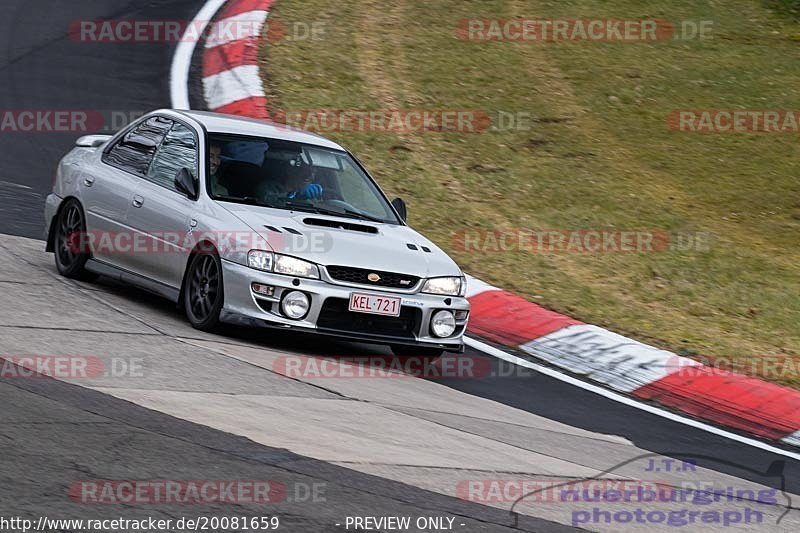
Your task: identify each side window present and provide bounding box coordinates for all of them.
[103,116,173,175]
[147,123,198,192]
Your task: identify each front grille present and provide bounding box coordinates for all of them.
[326,266,420,289]
[317,298,420,339]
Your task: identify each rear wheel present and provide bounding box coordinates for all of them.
[53,199,98,281]
[184,251,224,331]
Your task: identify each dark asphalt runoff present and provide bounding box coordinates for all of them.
[0,0,200,238]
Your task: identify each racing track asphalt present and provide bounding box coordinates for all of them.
[0,2,570,530]
[0,1,573,530]
[0,1,799,531]
[0,354,574,532]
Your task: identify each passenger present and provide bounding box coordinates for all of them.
[208,142,227,196]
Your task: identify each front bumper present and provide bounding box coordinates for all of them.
[220,259,469,352]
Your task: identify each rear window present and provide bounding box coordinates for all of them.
[103,116,173,175]
[147,123,198,191]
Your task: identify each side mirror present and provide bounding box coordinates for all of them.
[391,198,407,222]
[75,135,112,148]
[174,168,198,199]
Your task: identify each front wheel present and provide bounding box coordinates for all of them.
[53,199,98,281]
[184,252,224,331]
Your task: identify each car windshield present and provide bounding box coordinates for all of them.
[206,133,399,224]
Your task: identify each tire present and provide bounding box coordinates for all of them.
[184,251,224,331]
[53,199,98,281]
[390,344,445,360]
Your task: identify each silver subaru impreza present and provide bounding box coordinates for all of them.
[45,110,469,356]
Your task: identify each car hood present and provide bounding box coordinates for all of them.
[219,202,462,278]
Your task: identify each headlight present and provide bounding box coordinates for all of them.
[274,255,320,279]
[431,310,457,337]
[247,250,274,272]
[247,251,319,279]
[421,276,464,296]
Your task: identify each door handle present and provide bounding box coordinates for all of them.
[132,195,144,208]
[83,176,95,187]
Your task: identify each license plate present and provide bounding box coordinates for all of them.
[348,293,402,317]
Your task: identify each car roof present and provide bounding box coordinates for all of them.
[166,109,346,151]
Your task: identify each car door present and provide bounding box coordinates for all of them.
[82,116,172,267]
[123,120,200,290]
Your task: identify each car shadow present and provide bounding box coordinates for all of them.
[85,274,395,360]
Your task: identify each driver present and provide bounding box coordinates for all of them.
[260,157,324,203]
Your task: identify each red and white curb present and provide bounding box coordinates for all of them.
[467,279,800,447]
[181,0,800,451]
[202,0,274,118]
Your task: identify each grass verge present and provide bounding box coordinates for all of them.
[261,0,800,386]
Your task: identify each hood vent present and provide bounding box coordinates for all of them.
[407,243,432,253]
[263,225,303,236]
[303,217,378,234]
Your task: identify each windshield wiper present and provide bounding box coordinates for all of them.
[282,200,318,212]
[283,201,387,223]
[215,196,278,208]
[338,209,386,223]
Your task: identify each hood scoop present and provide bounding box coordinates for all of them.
[303,217,378,234]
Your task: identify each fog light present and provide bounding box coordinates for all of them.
[431,310,456,338]
[281,290,310,319]
[251,283,275,297]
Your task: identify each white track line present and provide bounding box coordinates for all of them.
[0,180,33,190]
[170,0,230,109]
[466,337,800,462]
